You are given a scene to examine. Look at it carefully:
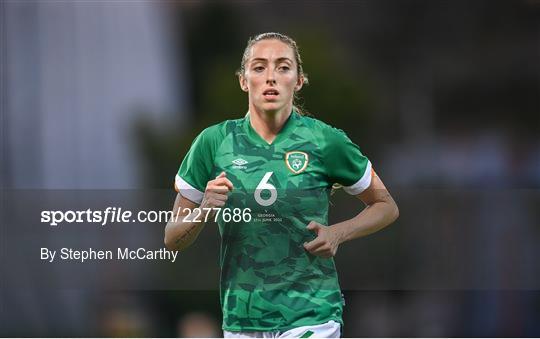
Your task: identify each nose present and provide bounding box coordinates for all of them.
[265,69,276,85]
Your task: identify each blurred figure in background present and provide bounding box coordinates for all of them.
[101,307,153,338]
[177,312,220,338]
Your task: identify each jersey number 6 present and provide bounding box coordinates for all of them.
[254,172,277,206]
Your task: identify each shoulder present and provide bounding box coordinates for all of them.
[199,118,241,139]
[195,117,244,146]
[296,114,352,146]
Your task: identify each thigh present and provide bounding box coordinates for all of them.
[277,320,341,338]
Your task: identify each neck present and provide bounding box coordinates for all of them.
[248,104,293,144]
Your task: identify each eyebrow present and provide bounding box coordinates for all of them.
[250,57,293,63]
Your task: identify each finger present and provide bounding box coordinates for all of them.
[303,238,325,252]
[311,247,333,258]
[311,244,330,254]
[207,186,230,194]
[216,171,226,179]
[210,193,228,202]
[210,198,226,207]
[205,191,228,203]
[211,180,234,191]
[306,221,321,233]
[213,177,234,191]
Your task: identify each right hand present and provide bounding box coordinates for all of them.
[200,172,234,212]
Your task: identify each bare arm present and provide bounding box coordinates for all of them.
[164,194,204,251]
[333,171,399,242]
[164,172,233,252]
[304,171,399,257]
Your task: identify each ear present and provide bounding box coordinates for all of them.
[239,75,248,92]
[294,75,304,92]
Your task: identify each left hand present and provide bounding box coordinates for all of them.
[303,221,342,258]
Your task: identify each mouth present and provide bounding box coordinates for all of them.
[262,89,280,99]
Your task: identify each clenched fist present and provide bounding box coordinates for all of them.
[200,172,234,215]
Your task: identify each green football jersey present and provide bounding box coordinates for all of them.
[175,110,372,332]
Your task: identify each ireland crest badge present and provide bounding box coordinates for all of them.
[285,151,309,174]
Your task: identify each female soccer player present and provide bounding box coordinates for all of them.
[164,32,399,338]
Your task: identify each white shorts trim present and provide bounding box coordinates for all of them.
[223,320,341,338]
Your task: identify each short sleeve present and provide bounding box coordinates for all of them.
[174,128,218,204]
[323,127,373,195]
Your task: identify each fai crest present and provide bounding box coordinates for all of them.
[285,151,309,174]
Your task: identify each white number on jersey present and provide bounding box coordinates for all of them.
[254,172,277,206]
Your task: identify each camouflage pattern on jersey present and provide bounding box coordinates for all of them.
[176,110,371,331]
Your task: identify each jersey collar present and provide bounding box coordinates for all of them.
[243,109,299,147]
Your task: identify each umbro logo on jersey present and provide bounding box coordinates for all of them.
[285,151,309,174]
[232,158,248,166]
[232,158,248,169]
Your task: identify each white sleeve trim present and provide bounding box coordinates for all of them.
[343,160,372,195]
[175,174,204,204]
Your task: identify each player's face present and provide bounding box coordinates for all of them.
[241,39,303,115]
